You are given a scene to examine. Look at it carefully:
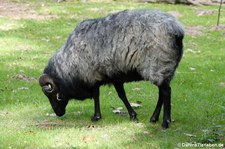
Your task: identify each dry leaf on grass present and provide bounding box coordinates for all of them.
[0,111,9,117]
[130,103,142,108]
[46,113,57,117]
[12,74,36,82]
[82,135,95,143]
[112,107,128,115]
[189,67,196,71]
[132,87,142,91]
[184,133,197,138]
[218,82,225,87]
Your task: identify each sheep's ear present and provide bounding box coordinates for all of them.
[39,74,56,94]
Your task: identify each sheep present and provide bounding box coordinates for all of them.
[39,9,184,129]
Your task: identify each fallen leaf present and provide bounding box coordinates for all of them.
[101,133,110,140]
[112,107,128,115]
[184,133,197,138]
[73,111,82,115]
[0,111,8,117]
[186,48,201,54]
[112,108,124,114]
[108,91,112,95]
[82,135,94,143]
[12,74,36,82]
[17,87,29,90]
[130,103,142,108]
[46,113,56,117]
[218,82,225,87]
[116,107,123,110]
[132,87,142,91]
[189,67,196,71]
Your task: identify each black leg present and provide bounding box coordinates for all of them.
[113,82,137,121]
[150,86,163,123]
[91,86,101,122]
[150,82,171,129]
[161,82,171,129]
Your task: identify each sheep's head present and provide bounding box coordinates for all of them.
[39,74,68,117]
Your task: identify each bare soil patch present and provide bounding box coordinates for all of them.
[185,25,205,36]
[211,25,225,31]
[139,0,224,5]
[168,11,183,18]
[0,0,57,20]
[195,10,215,16]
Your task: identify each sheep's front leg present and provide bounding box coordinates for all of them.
[91,86,101,122]
[113,82,137,121]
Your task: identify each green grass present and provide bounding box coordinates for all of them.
[0,0,225,148]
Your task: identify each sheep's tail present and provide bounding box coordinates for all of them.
[163,19,185,62]
[169,21,184,63]
[157,19,184,62]
[175,32,184,62]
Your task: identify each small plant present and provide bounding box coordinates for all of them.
[201,125,223,143]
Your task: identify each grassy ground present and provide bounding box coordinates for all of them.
[0,0,225,148]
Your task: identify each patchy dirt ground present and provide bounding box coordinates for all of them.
[185,25,205,36]
[185,25,225,36]
[168,10,225,36]
[1,0,224,36]
[0,0,57,20]
[140,0,224,5]
[195,10,215,16]
[168,11,183,18]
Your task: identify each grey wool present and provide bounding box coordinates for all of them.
[40,9,184,128]
[48,9,184,86]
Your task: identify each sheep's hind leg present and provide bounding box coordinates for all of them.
[160,82,171,129]
[113,82,137,121]
[91,86,102,122]
[150,82,171,129]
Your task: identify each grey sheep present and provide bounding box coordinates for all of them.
[39,9,184,129]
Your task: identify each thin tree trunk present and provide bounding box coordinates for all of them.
[217,0,223,26]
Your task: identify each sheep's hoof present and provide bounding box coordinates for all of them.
[91,114,101,122]
[130,116,138,122]
[161,119,171,129]
[130,112,138,122]
[150,117,159,123]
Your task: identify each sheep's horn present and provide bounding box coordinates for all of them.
[39,74,56,94]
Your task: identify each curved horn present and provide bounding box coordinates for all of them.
[39,74,56,93]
